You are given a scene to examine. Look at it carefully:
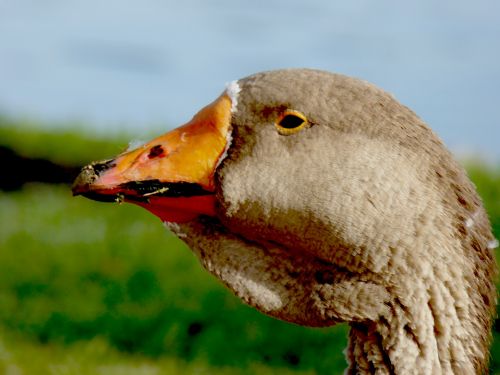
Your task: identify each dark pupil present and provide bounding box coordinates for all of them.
[279,114,304,129]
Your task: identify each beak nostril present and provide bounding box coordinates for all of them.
[92,159,117,175]
[148,145,165,159]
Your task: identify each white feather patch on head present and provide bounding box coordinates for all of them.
[215,129,233,170]
[213,81,237,170]
[225,80,241,113]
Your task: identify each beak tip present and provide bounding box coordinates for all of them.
[72,164,99,196]
[71,183,86,196]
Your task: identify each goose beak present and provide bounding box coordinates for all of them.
[72,93,233,223]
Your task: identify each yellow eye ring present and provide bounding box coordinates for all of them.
[275,109,309,135]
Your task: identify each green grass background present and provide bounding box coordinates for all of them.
[1,120,499,374]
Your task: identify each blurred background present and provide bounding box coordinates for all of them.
[0,1,499,374]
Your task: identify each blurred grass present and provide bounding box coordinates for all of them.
[0,116,141,165]
[0,329,319,375]
[0,184,348,374]
[0,122,499,374]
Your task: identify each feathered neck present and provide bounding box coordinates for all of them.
[346,277,490,374]
[168,215,495,374]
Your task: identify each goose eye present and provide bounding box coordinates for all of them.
[275,110,309,135]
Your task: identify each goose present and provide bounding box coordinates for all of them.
[72,69,497,374]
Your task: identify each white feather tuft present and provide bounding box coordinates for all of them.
[465,218,474,228]
[487,239,499,250]
[215,129,233,170]
[342,346,351,375]
[465,209,480,229]
[163,222,187,238]
[225,80,241,113]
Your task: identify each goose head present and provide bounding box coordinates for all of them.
[73,69,497,374]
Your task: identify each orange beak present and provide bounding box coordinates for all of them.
[72,93,233,223]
